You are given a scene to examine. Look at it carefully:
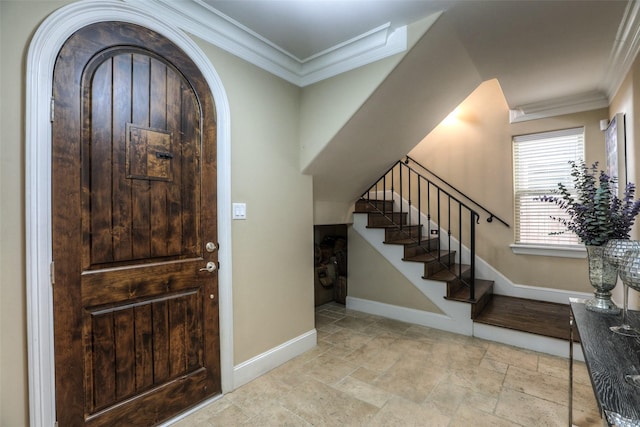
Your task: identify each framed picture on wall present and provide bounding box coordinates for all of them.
[605,112,627,196]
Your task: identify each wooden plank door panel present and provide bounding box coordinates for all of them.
[83,53,201,268]
[52,22,219,426]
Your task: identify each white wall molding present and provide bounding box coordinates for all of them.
[123,0,410,87]
[348,296,584,359]
[361,191,593,305]
[509,90,609,123]
[26,2,234,425]
[346,297,472,336]
[604,0,640,101]
[473,323,584,361]
[352,191,595,354]
[509,1,640,122]
[233,329,317,389]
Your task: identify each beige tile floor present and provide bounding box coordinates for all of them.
[174,302,602,426]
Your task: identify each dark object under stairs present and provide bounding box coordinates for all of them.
[354,198,575,342]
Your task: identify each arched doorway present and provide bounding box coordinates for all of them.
[26,2,233,425]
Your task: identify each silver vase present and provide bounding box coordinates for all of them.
[619,248,640,388]
[585,245,620,314]
[604,239,640,335]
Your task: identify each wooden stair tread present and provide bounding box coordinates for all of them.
[474,295,576,341]
[404,251,453,264]
[366,224,409,229]
[384,237,434,245]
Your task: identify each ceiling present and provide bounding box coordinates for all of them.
[204,0,458,61]
[178,0,637,118]
[121,0,640,202]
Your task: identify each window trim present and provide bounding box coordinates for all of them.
[510,243,586,258]
[512,126,585,249]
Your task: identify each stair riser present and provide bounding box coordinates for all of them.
[355,199,394,213]
[471,283,494,319]
[424,253,457,276]
[403,238,440,258]
[367,212,408,227]
[385,226,422,241]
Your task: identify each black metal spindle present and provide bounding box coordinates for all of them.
[399,164,403,231]
[408,166,412,228]
[458,204,463,282]
[382,174,387,215]
[437,188,441,263]
[427,182,432,250]
[447,195,452,270]
[418,178,422,245]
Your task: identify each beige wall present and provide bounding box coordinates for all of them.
[1,2,72,425]
[609,54,640,308]
[192,38,315,363]
[300,14,440,175]
[348,228,443,313]
[346,80,607,314]
[0,2,314,425]
[409,79,607,293]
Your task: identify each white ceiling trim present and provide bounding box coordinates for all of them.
[512,0,640,122]
[604,0,640,100]
[509,91,610,123]
[124,0,411,87]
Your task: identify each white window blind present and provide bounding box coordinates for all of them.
[513,127,585,246]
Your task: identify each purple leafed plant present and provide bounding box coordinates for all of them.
[538,160,640,246]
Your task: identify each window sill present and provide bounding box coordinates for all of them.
[510,243,587,259]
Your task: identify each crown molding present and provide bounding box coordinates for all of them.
[604,0,640,100]
[509,90,609,123]
[511,0,640,122]
[123,0,409,87]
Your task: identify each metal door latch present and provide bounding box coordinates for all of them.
[155,151,174,159]
[199,261,216,273]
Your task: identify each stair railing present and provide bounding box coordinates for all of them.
[361,159,484,300]
[404,155,510,227]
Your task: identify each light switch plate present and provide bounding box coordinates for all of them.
[232,203,247,220]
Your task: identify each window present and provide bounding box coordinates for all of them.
[512,127,585,250]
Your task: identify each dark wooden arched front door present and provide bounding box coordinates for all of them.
[52,21,220,426]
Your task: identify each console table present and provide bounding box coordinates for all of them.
[569,298,640,426]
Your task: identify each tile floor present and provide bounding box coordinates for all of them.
[174,302,602,426]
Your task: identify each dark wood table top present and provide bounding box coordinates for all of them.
[571,299,640,426]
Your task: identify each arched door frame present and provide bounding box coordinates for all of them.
[25,1,234,425]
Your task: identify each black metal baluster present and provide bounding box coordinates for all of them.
[418,178,422,246]
[470,212,476,301]
[399,164,403,231]
[437,188,441,264]
[459,204,463,284]
[408,167,412,229]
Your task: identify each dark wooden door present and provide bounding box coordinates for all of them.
[52,22,220,426]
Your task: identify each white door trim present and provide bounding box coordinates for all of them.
[25,1,234,425]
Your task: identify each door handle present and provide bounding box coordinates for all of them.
[199,261,217,273]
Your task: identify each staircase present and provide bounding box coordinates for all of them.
[351,157,578,354]
[355,198,494,319]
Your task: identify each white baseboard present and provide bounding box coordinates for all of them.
[233,329,317,389]
[360,191,594,306]
[473,322,584,361]
[161,394,224,426]
[346,296,473,335]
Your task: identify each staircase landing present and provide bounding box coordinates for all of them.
[474,295,575,341]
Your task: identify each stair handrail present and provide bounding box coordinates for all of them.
[360,159,480,301]
[404,155,510,227]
